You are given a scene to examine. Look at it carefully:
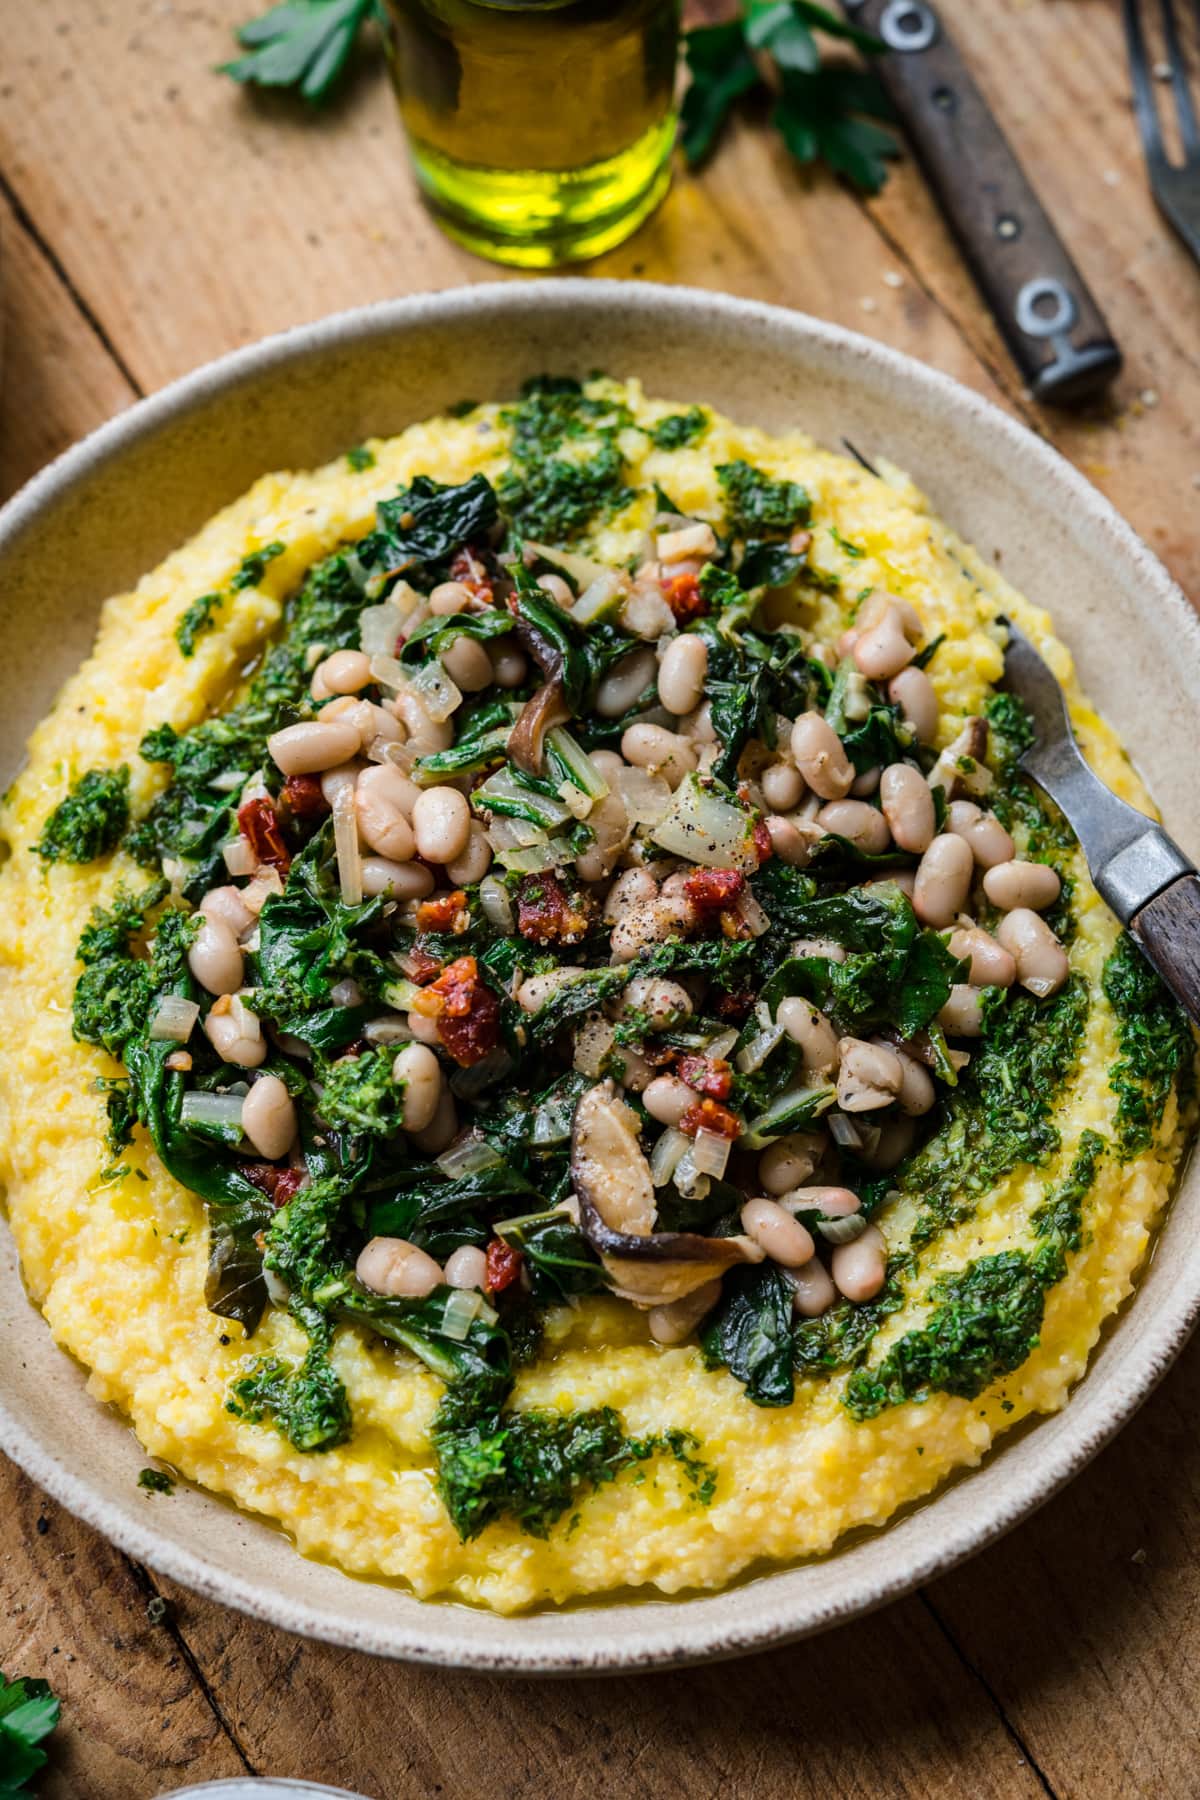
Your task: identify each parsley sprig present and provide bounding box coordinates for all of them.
[681,0,899,194]
[0,1672,61,1796]
[220,0,380,103]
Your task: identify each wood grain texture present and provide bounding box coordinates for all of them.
[2,0,1200,1794]
[1134,876,1200,1028]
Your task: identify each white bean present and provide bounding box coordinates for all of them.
[440,635,494,693]
[204,994,266,1068]
[888,666,938,743]
[854,604,918,681]
[392,690,453,753]
[407,1085,459,1155]
[657,635,708,716]
[360,857,435,900]
[938,984,985,1036]
[609,899,678,962]
[776,997,839,1074]
[537,572,575,609]
[946,800,1015,870]
[913,833,974,927]
[761,761,806,812]
[313,649,371,698]
[488,641,528,688]
[621,722,697,789]
[831,1224,887,1302]
[624,975,693,1029]
[603,867,658,923]
[983,859,1062,913]
[895,1052,935,1116]
[188,916,243,996]
[429,580,475,616]
[444,1245,488,1290]
[320,760,363,810]
[356,764,417,862]
[392,1041,443,1133]
[356,1236,443,1299]
[643,1075,695,1126]
[200,885,254,940]
[407,1009,443,1046]
[765,815,818,868]
[790,712,854,800]
[758,1132,824,1196]
[412,786,471,863]
[837,1038,904,1112]
[786,1258,836,1318]
[268,718,362,776]
[741,1197,815,1268]
[879,762,935,853]
[818,799,891,855]
[595,648,658,718]
[948,925,1016,988]
[995,909,1070,997]
[241,1074,297,1161]
[446,821,493,886]
[648,1279,723,1345]
[516,967,586,1013]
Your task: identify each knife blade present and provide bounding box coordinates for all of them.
[842,0,1122,406]
[1000,619,1200,1025]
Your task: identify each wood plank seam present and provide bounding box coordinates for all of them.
[122,1555,260,1779]
[917,1591,1060,1798]
[0,166,144,398]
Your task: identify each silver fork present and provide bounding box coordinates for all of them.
[1124,0,1200,262]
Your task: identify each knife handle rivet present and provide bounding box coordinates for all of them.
[880,0,939,54]
[932,83,957,112]
[995,213,1022,241]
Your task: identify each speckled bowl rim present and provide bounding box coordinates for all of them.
[1,280,1198,1675]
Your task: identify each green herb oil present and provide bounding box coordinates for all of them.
[381,0,680,266]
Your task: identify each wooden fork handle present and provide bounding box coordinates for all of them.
[843,0,1122,405]
[1133,876,1200,1030]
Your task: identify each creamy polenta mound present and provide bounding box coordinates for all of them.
[1,377,1194,1615]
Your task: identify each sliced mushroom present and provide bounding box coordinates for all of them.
[507,672,570,776]
[928,716,992,800]
[571,1080,763,1308]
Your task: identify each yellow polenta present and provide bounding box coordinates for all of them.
[0,379,1191,1614]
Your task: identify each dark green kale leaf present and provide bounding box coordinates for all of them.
[35,766,130,865]
[493,1207,605,1302]
[227,1303,352,1453]
[316,1047,404,1139]
[175,592,223,657]
[510,561,632,714]
[793,1261,909,1376]
[497,377,635,543]
[398,607,514,667]
[72,881,167,1057]
[367,1163,538,1245]
[693,619,816,786]
[701,1263,795,1407]
[1102,933,1195,1158]
[251,826,387,1031]
[360,475,499,589]
[651,408,708,450]
[843,1251,1046,1419]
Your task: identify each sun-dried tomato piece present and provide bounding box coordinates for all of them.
[450,545,495,605]
[714,989,756,1023]
[753,818,773,865]
[485,1237,523,1295]
[281,773,329,823]
[413,955,501,1066]
[404,947,444,987]
[516,872,594,946]
[237,796,291,875]
[683,867,745,915]
[678,1055,734,1102]
[662,571,706,624]
[416,889,469,934]
[679,1097,742,1140]
[242,1164,306,1208]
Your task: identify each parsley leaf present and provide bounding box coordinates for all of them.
[34,766,130,865]
[221,0,378,104]
[0,1670,61,1794]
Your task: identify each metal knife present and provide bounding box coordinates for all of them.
[842,0,1122,407]
[1001,619,1200,1025]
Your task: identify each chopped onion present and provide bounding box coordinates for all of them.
[611,765,672,827]
[332,783,362,906]
[649,1126,688,1188]
[706,1029,740,1062]
[383,975,422,1012]
[736,1002,785,1074]
[222,837,256,877]
[363,1014,414,1046]
[210,768,246,793]
[673,1146,711,1202]
[149,994,200,1044]
[449,1047,513,1099]
[650,772,758,870]
[436,1134,503,1179]
[359,601,405,659]
[497,841,562,874]
[732,889,771,938]
[573,1016,615,1078]
[692,1127,731,1180]
[557,780,593,821]
[572,570,626,625]
[818,1213,868,1245]
[439,1286,483,1341]
[532,1088,579,1146]
[485,815,549,852]
[179,1091,245,1136]
[841,671,874,724]
[827,1112,865,1149]
[369,652,407,693]
[523,540,614,593]
[479,874,515,935]
[412,660,462,723]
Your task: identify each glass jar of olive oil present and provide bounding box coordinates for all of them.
[381,0,681,267]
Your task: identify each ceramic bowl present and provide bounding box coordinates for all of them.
[1,282,1197,1674]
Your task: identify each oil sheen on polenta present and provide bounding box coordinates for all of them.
[0,380,1190,1615]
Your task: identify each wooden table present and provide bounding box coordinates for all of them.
[2,2,1199,1793]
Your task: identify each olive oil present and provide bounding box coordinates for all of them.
[381,0,681,266]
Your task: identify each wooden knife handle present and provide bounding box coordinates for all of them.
[844,0,1121,405]
[1133,876,1200,1030]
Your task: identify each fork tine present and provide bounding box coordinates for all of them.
[1124,0,1166,165]
[1160,0,1200,156]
